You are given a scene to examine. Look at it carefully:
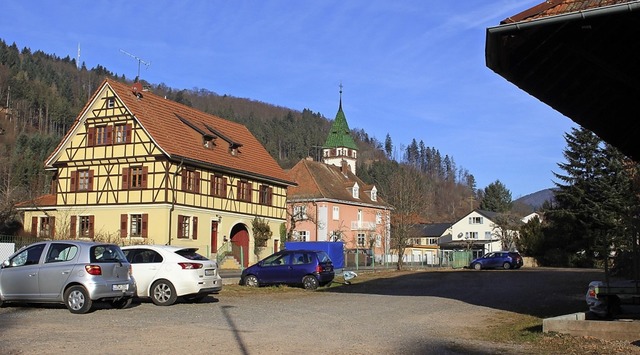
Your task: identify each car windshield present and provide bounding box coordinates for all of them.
[176,248,208,261]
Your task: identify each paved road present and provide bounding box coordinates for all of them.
[0,268,607,355]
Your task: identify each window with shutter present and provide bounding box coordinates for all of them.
[192,217,198,240]
[120,214,128,238]
[70,216,77,238]
[31,216,37,237]
[141,214,148,238]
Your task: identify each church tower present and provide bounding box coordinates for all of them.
[322,85,358,175]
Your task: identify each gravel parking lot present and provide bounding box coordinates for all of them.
[1,267,637,354]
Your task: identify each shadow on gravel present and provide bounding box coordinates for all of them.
[131,295,220,306]
[323,267,605,318]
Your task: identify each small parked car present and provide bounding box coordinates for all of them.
[469,251,523,270]
[240,249,335,290]
[0,240,136,314]
[121,245,222,306]
[586,279,640,318]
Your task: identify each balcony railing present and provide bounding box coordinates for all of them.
[350,221,376,230]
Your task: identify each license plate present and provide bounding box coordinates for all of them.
[205,269,216,276]
[112,284,129,291]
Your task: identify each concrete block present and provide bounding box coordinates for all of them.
[543,312,640,342]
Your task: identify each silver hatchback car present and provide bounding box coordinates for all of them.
[0,240,136,314]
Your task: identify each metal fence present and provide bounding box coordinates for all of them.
[0,235,43,261]
[343,250,473,270]
[0,235,42,250]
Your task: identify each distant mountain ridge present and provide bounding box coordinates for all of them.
[515,188,556,210]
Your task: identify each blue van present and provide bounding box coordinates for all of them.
[240,249,334,290]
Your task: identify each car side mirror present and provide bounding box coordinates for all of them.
[1,259,9,268]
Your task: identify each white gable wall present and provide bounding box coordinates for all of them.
[445,211,502,253]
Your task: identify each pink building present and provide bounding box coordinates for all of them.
[286,89,391,262]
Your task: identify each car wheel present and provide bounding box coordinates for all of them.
[244,275,260,287]
[111,297,133,309]
[473,263,482,270]
[503,262,511,270]
[302,275,319,290]
[184,294,207,303]
[150,280,177,306]
[64,285,93,314]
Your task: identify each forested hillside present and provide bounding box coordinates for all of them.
[0,38,481,234]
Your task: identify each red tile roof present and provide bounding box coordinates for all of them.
[287,158,388,208]
[48,78,294,186]
[502,0,635,24]
[15,194,56,207]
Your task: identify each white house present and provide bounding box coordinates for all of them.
[438,209,540,260]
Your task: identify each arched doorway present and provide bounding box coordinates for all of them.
[230,224,250,267]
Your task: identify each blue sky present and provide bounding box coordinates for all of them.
[1,1,576,198]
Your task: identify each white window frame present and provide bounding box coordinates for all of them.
[465,231,478,239]
[130,213,143,237]
[293,230,309,241]
[293,205,307,220]
[332,206,339,220]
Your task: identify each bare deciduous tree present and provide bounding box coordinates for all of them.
[491,213,522,251]
[383,165,430,270]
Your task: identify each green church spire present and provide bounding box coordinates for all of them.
[324,84,358,150]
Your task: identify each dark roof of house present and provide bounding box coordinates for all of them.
[46,79,294,186]
[486,0,640,161]
[286,158,388,208]
[410,223,452,237]
[474,209,500,221]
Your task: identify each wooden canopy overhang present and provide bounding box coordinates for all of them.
[485,1,640,161]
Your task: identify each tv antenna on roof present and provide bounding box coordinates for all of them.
[119,49,151,82]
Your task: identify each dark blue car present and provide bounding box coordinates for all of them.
[469,251,523,270]
[240,249,334,290]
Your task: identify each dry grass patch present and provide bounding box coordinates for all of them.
[478,311,640,354]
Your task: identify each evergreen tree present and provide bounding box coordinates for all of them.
[479,180,512,213]
[384,133,392,158]
[517,215,544,256]
[546,127,638,268]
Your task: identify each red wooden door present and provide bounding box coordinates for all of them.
[231,229,249,267]
[210,221,218,253]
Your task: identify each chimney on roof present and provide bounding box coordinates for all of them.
[132,82,144,99]
[340,160,350,175]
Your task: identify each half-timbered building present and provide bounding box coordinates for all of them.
[18,78,295,267]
